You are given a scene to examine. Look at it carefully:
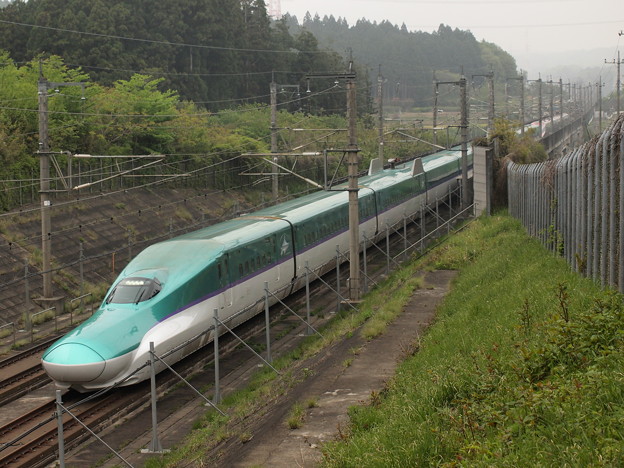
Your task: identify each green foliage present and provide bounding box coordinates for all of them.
[87,74,179,154]
[287,402,305,429]
[287,15,518,109]
[490,118,547,164]
[0,0,360,112]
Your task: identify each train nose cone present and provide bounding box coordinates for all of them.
[42,343,106,383]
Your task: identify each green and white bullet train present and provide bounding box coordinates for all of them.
[42,146,472,391]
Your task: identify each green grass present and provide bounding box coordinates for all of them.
[321,213,624,467]
[287,402,305,429]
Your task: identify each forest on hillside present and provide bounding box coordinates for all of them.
[285,13,519,108]
[0,0,518,111]
[0,0,358,113]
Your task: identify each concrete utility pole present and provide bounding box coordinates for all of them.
[504,80,509,119]
[538,77,543,136]
[270,79,278,200]
[527,76,543,134]
[460,75,469,208]
[472,71,495,136]
[559,78,564,121]
[37,72,84,299]
[38,76,52,298]
[377,66,384,165]
[548,78,554,127]
[346,70,360,301]
[604,51,621,116]
[597,78,603,131]
[508,74,525,135]
[432,72,439,147]
[306,65,360,302]
[436,75,470,206]
[269,79,301,200]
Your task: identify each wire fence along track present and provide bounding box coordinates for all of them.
[507,114,624,292]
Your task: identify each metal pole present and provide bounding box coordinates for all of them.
[264,282,272,363]
[619,128,624,292]
[609,132,617,286]
[420,204,425,252]
[538,77,543,136]
[385,224,390,275]
[56,390,65,468]
[560,78,564,122]
[433,76,439,147]
[213,309,221,404]
[305,261,312,335]
[598,78,602,132]
[520,74,525,135]
[270,79,279,200]
[362,235,368,293]
[78,242,84,321]
[147,342,163,452]
[335,245,341,312]
[460,75,469,207]
[403,216,407,261]
[378,66,384,165]
[38,76,53,298]
[347,75,361,301]
[24,259,31,333]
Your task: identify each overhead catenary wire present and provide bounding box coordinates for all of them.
[0,19,331,55]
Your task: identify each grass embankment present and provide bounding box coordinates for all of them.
[322,213,624,466]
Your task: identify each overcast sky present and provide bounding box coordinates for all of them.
[281,0,623,68]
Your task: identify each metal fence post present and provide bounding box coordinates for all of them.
[305,261,312,336]
[24,259,30,333]
[78,242,84,322]
[264,282,272,363]
[403,216,408,260]
[335,245,341,312]
[146,342,163,453]
[448,184,453,216]
[213,309,221,404]
[56,390,65,468]
[620,126,624,292]
[386,224,390,275]
[435,197,440,229]
[363,235,368,293]
[420,204,425,252]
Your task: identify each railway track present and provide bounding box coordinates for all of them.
[0,202,467,467]
[0,338,60,408]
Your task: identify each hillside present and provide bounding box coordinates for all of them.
[0,186,255,327]
[322,214,624,465]
[283,14,519,108]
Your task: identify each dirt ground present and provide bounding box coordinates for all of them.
[94,269,455,468]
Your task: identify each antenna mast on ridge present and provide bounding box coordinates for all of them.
[268,0,282,19]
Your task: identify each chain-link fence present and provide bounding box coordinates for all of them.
[508,114,624,292]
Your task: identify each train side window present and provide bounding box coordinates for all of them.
[251,258,255,271]
[239,264,243,276]
[218,264,222,279]
[245,261,249,274]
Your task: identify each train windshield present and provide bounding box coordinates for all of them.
[106,277,162,304]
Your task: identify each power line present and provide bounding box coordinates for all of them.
[62,62,304,79]
[0,19,329,55]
